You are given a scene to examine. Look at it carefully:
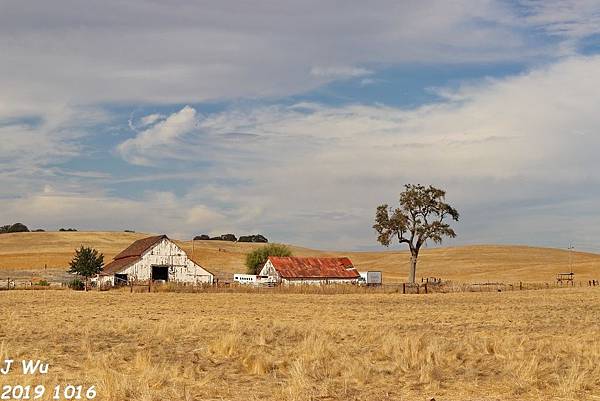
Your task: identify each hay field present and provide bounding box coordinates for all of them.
[1,288,599,400]
[1,232,599,283]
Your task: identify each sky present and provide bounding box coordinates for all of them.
[2,0,600,251]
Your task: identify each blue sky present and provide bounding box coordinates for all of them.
[3,1,600,251]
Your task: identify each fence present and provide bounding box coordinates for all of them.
[2,277,599,294]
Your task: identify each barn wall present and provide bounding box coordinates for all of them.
[120,239,213,284]
[259,260,280,279]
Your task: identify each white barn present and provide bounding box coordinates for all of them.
[259,256,360,285]
[97,235,214,286]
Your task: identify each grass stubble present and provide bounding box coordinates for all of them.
[1,288,599,401]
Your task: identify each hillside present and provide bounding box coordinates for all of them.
[0,231,599,283]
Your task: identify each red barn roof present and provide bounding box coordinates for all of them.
[267,256,360,279]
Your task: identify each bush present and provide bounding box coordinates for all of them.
[245,244,292,275]
[35,280,50,287]
[194,234,210,240]
[68,278,85,291]
[59,228,78,232]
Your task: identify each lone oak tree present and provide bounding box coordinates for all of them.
[373,184,459,283]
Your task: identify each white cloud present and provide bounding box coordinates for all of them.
[0,0,551,110]
[118,106,197,165]
[112,55,600,249]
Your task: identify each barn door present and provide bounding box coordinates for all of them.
[151,265,169,281]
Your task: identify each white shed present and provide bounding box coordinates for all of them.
[97,235,213,286]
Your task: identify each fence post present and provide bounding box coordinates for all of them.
[520,281,522,291]
[148,280,152,293]
[7,278,9,290]
[424,283,428,294]
[402,283,406,294]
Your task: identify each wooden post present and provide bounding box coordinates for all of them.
[520,281,523,291]
[402,283,406,294]
[148,280,152,293]
[7,278,9,290]
[424,283,428,294]
[130,282,133,293]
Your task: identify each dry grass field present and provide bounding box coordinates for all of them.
[1,288,600,401]
[0,232,599,283]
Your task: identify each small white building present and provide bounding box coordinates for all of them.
[97,235,214,287]
[259,256,360,285]
[359,271,383,286]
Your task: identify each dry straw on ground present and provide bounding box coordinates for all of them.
[1,288,599,400]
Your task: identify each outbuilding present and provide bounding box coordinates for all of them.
[259,256,360,285]
[97,235,214,287]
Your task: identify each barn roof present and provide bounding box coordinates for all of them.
[267,256,360,279]
[113,235,167,260]
[102,256,141,275]
[102,235,168,275]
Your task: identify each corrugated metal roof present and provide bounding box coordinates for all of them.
[113,235,167,260]
[268,256,360,279]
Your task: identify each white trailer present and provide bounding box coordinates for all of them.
[233,274,277,286]
[359,271,382,286]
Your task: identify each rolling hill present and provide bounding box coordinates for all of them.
[0,231,599,283]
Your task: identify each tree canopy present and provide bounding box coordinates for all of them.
[373,184,459,283]
[68,246,104,279]
[245,244,292,274]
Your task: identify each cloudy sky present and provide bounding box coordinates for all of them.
[2,0,600,251]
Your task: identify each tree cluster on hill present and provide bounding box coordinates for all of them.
[245,244,292,274]
[59,228,78,232]
[193,233,268,243]
[0,223,30,234]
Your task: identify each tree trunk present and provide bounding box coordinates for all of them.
[84,276,88,292]
[408,252,418,284]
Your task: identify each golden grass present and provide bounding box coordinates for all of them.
[1,288,600,400]
[1,232,599,283]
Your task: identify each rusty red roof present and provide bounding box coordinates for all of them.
[113,235,167,260]
[267,256,360,279]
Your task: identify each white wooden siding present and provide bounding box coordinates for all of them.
[118,238,213,284]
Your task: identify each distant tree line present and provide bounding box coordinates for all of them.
[0,223,30,233]
[193,233,268,243]
[0,223,80,234]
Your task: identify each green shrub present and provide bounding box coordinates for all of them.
[68,278,85,291]
[245,244,292,274]
[36,280,50,287]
